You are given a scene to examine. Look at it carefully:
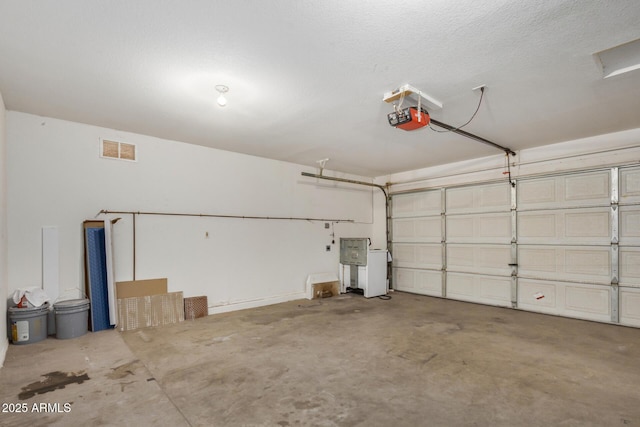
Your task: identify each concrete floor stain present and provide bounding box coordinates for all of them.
[107,360,142,380]
[293,400,321,410]
[19,371,90,400]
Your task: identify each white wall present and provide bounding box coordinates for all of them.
[0,92,8,366]
[7,112,374,313]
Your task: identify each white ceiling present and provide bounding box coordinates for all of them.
[1,1,640,177]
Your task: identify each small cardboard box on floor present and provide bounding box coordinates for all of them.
[116,278,184,331]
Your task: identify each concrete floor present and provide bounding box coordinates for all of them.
[1,291,639,426]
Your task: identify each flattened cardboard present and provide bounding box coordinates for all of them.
[116,278,168,299]
[116,291,184,332]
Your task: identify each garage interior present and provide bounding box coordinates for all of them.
[1,1,640,426]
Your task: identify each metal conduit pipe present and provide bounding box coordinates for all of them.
[98,209,355,282]
[300,172,392,286]
[98,209,354,222]
[301,172,389,198]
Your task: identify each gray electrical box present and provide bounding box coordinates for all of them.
[340,238,368,266]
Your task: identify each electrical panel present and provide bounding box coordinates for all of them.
[340,238,368,266]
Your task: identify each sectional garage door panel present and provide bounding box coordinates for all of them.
[517,170,611,210]
[393,268,442,297]
[392,217,442,243]
[517,279,612,323]
[392,243,442,270]
[518,245,612,285]
[446,183,511,214]
[447,244,511,276]
[619,206,640,246]
[517,208,611,245]
[620,287,640,327]
[392,190,442,218]
[446,273,511,307]
[620,247,640,287]
[446,213,512,244]
[517,279,557,311]
[620,166,640,204]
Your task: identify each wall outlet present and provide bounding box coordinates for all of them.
[325,223,330,229]
[326,245,331,252]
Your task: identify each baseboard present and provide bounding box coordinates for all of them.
[208,292,307,315]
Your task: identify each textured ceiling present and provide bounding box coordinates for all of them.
[1,1,640,177]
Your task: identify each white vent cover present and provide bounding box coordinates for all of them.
[101,139,137,161]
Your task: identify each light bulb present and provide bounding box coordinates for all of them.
[215,84,229,107]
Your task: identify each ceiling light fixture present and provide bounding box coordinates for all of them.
[215,85,229,107]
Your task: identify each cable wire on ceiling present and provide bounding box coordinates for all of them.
[429,87,485,133]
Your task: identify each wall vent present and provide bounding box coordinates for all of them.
[101,139,137,161]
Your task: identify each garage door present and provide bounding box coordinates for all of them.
[390,166,640,327]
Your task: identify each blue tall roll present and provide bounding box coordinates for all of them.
[85,227,111,331]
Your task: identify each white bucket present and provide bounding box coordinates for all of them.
[53,299,90,340]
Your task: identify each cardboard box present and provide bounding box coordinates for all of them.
[311,281,340,299]
[116,278,167,299]
[306,272,340,300]
[116,291,184,332]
